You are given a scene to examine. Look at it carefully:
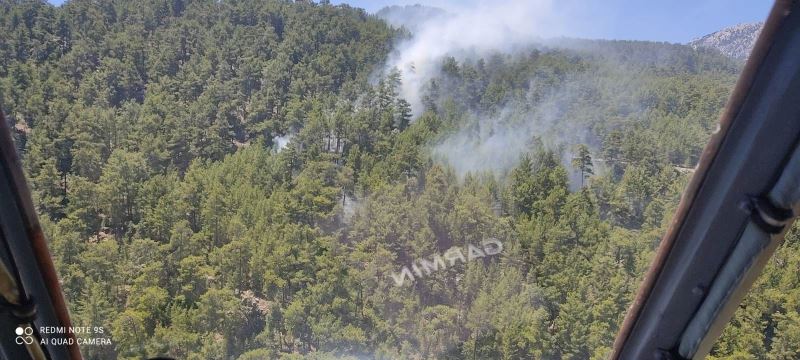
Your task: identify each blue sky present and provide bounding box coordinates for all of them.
[46,0,772,43]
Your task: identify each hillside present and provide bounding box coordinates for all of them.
[689,22,763,60]
[0,1,797,359]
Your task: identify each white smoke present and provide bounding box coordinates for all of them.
[380,1,620,179]
[386,0,573,115]
[273,134,293,152]
[430,107,534,178]
[430,74,598,178]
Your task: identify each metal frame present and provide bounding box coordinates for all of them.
[0,112,81,359]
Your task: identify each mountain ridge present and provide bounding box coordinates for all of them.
[688,22,763,60]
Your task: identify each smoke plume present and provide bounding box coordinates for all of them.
[381,1,608,179]
[385,0,571,115]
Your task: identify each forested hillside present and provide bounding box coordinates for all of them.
[1,1,798,359]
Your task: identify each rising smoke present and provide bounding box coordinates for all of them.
[381,0,601,179]
[273,134,293,152]
[385,0,568,115]
[429,75,598,179]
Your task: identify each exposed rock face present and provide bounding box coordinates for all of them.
[689,22,763,60]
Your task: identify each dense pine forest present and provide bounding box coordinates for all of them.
[1,0,799,359]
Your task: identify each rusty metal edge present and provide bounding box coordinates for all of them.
[609,1,794,358]
[0,111,83,360]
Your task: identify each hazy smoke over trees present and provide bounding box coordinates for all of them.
[380,1,727,180]
[385,0,567,115]
[381,0,601,179]
[429,78,598,178]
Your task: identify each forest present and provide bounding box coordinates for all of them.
[1,0,799,359]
